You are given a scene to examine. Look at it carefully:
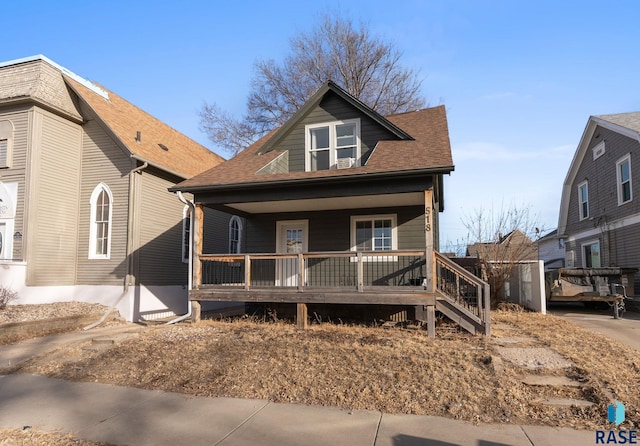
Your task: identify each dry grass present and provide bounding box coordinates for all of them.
[3,306,640,441]
[0,428,111,445]
[492,311,640,429]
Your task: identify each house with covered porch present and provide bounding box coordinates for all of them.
[171,81,489,336]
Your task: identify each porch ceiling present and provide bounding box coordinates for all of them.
[227,191,424,214]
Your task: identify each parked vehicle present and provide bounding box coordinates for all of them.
[545,267,636,318]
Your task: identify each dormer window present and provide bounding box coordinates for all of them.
[305,119,360,171]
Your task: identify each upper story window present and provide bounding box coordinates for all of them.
[182,206,191,263]
[578,181,589,220]
[229,216,243,253]
[616,154,632,205]
[305,119,360,171]
[89,183,113,259]
[0,120,14,169]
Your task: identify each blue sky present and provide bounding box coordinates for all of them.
[5,1,639,249]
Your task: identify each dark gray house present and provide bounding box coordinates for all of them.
[172,81,490,335]
[558,112,640,292]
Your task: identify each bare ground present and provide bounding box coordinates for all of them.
[1,303,640,444]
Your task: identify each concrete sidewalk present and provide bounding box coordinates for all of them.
[0,373,596,446]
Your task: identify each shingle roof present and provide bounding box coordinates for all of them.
[65,77,224,179]
[174,104,453,190]
[596,112,640,134]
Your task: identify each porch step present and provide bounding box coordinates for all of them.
[538,398,595,408]
[521,374,582,387]
[435,298,485,335]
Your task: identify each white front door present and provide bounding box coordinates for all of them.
[276,220,308,286]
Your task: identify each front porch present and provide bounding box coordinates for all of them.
[190,250,490,336]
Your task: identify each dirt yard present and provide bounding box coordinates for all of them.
[1,303,639,444]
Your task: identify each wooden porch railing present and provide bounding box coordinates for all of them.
[194,250,490,336]
[434,252,491,336]
[197,250,429,291]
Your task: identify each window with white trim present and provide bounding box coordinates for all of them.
[350,214,397,252]
[578,181,589,220]
[182,206,191,263]
[582,241,600,268]
[229,216,243,253]
[0,120,14,169]
[616,154,632,205]
[89,183,113,259]
[305,119,360,171]
[0,139,9,168]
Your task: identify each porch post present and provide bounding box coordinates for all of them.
[296,303,308,329]
[193,203,204,289]
[424,189,435,292]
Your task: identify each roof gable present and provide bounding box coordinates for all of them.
[174,104,453,191]
[558,112,640,234]
[257,80,412,154]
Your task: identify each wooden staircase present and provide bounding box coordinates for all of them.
[434,252,491,336]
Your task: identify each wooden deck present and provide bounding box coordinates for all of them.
[190,286,437,306]
[190,250,490,336]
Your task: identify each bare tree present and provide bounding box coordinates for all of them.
[200,14,427,155]
[462,204,543,308]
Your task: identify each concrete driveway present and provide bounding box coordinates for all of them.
[548,301,640,350]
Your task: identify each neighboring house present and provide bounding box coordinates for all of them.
[558,112,640,293]
[466,230,537,262]
[0,55,229,322]
[171,81,490,336]
[536,229,565,272]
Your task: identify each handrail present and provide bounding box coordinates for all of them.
[434,252,486,288]
[434,251,491,328]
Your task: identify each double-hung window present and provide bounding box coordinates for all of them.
[616,154,632,205]
[305,119,360,171]
[89,183,112,259]
[578,181,589,220]
[350,214,397,255]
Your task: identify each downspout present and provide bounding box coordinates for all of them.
[83,161,149,330]
[166,190,194,325]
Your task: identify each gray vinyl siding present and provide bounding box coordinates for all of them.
[26,109,82,285]
[275,93,397,172]
[75,116,130,285]
[203,208,235,254]
[608,223,640,293]
[0,105,31,261]
[138,169,188,285]
[565,222,640,293]
[566,127,640,234]
[245,206,424,253]
[240,206,425,287]
[564,125,640,293]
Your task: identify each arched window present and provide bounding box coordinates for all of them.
[89,183,113,259]
[229,216,243,254]
[182,206,191,263]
